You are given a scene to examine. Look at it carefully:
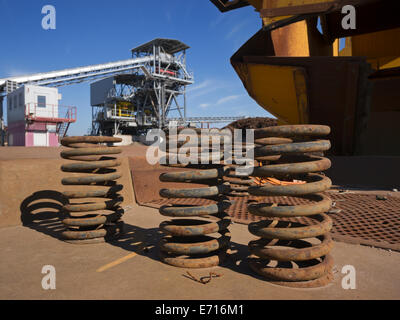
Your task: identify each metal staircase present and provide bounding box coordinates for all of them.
[57,122,70,140]
[56,108,75,140]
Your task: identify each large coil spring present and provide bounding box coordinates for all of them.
[224,140,256,197]
[247,125,334,288]
[224,169,254,197]
[60,136,124,244]
[158,131,232,268]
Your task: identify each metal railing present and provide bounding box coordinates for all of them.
[25,103,77,123]
[109,108,136,119]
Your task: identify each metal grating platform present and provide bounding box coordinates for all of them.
[144,193,400,251]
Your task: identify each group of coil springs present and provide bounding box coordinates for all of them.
[158,125,334,288]
[59,124,334,287]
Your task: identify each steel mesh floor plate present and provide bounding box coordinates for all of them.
[144,193,400,251]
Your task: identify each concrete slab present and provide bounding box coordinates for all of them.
[0,203,399,300]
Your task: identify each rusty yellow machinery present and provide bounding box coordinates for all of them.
[210,0,400,155]
[106,101,136,119]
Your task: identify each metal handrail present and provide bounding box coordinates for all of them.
[110,108,136,118]
[25,103,77,122]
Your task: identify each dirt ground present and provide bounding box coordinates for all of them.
[225,117,278,130]
[1,201,399,300]
[0,144,399,300]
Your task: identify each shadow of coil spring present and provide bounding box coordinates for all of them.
[158,133,232,268]
[60,136,124,244]
[247,125,334,288]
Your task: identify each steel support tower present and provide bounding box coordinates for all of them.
[90,39,194,136]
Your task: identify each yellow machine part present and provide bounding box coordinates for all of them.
[115,101,135,118]
[340,27,400,71]
[233,19,335,124]
[116,101,133,109]
[241,64,309,124]
[246,0,348,27]
[230,0,400,125]
[211,0,400,155]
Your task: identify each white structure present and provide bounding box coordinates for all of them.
[7,85,76,146]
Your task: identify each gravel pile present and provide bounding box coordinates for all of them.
[225,117,278,130]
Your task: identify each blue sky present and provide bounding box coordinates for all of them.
[0,0,275,135]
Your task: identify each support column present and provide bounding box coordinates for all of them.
[0,96,4,146]
[160,84,165,129]
[184,86,187,122]
[114,102,117,135]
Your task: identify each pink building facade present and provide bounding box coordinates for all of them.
[7,85,76,147]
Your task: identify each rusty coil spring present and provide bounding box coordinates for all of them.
[225,170,254,196]
[224,140,256,197]
[158,132,232,268]
[60,136,124,244]
[247,125,334,288]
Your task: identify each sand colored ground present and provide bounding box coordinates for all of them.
[0,144,399,300]
[0,203,399,300]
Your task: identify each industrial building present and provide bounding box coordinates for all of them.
[90,39,193,136]
[0,38,244,146]
[6,85,76,146]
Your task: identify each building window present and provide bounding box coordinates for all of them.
[19,93,23,108]
[37,95,46,108]
[14,95,17,109]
